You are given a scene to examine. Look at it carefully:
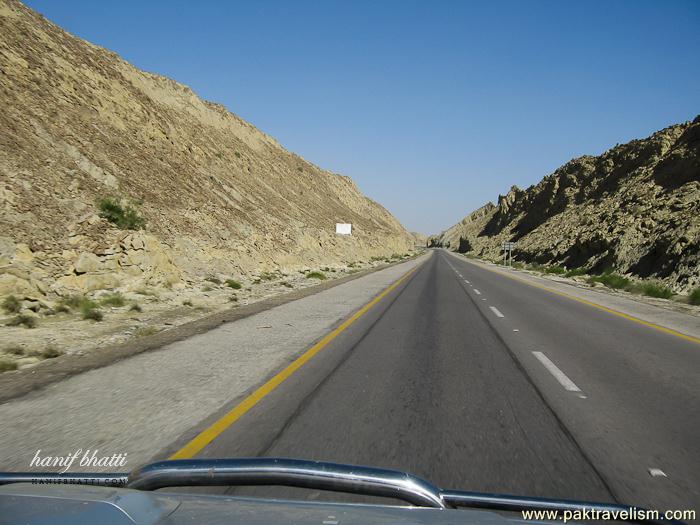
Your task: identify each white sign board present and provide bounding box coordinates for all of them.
[335,223,352,235]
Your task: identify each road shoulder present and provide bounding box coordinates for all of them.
[0,256,423,404]
[446,251,700,340]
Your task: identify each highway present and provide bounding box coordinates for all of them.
[167,249,700,512]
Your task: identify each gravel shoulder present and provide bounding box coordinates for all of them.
[0,257,419,403]
[0,255,426,472]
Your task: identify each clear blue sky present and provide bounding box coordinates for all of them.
[25,0,700,234]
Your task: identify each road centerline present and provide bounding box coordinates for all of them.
[489,306,505,318]
[532,351,582,392]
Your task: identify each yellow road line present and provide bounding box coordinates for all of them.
[454,254,700,345]
[170,263,421,460]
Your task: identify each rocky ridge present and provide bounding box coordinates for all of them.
[429,118,700,292]
[0,0,414,306]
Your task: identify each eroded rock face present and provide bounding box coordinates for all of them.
[0,0,414,300]
[431,118,700,292]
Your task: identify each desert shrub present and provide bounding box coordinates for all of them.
[134,326,159,337]
[543,265,566,275]
[565,267,587,277]
[97,197,145,230]
[587,273,631,290]
[7,314,37,328]
[80,301,102,321]
[228,295,238,302]
[100,293,125,307]
[202,285,213,292]
[2,295,21,314]
[59,295,90,310]
[205,275,222,285]
[259,272,277,281]
[282,282,293,288]
[5,345,25,356]
[129,302,142,312]
[0,358,18,372]
[54,304,70,313]
[633,282,672,299]
[42,345,62,359]
[234,151,241,158]
[226,279,242,289]
[511,262,524,269]
[689,287,700,306]
[305,271,327,280]
[182,299,193,307]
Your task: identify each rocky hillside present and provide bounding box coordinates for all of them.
[0,0,414,301]
[430,117,700,292]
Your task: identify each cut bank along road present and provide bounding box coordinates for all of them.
[170,249,700,512]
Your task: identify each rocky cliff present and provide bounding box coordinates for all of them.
[430,118,700,292]
[0,0,414,300]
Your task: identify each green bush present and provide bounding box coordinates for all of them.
[226,279,242,289]
[100,293,125,307]
[42,345,62,359]
[80,300,102,321]
[564,267,587,277]
[305,271,327,280]
[134,326,159,337]
[7,314,37,328]
[59,294,93,310]
[587,273,631,290]
[0,357,18,372]
[690,287,700,306]
[638,282,673,299]
[5,345,25,356]
[97,197,145,230]
[2,295,21,314]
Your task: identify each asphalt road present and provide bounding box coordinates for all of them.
[176,249,699,512]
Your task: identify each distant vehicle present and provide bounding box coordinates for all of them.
[0,458,676,524]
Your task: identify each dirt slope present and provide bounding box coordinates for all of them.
[0,0,413,301]
[430,118,700,292]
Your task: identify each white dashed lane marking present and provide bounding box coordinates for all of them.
[648,468,667,478]
[489,306,505,318]
[474,289,481,295]
[532,351,582,392]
